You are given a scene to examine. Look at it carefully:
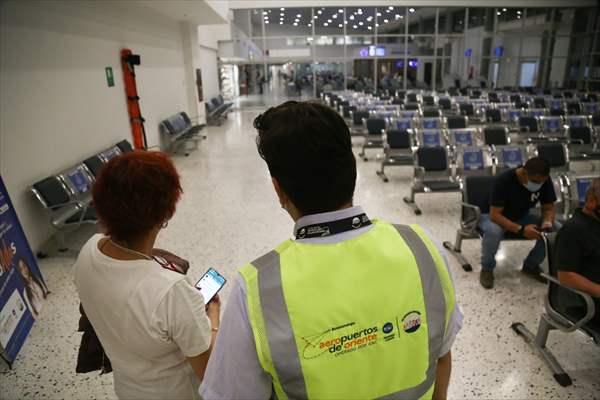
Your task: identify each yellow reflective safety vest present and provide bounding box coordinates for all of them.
[239,220,456,400]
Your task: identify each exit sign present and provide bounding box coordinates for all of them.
[105,67,114,87]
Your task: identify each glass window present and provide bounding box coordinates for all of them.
[496,8,524,23]
[377,6,406,34]
[233,9,252,37]
[345,7,375,34]
[265,7,312,36]
[314,7,345,35]
[407,7,436,35]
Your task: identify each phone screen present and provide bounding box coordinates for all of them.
[195,268,226,303]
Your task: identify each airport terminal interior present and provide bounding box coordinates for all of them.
[1,0,600,399]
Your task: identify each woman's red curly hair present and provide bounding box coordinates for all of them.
[92,151,182,242]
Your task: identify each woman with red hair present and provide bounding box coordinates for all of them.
[74,151,218,400]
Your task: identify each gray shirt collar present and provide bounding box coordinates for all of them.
[293,206,372,244]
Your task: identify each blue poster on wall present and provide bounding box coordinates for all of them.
[0,175,49,367]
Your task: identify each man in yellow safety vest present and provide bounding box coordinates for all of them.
[199,101,463,399]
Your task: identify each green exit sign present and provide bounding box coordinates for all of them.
[105,67,114,87]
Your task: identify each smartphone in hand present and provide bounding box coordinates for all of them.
[195,268,226,303]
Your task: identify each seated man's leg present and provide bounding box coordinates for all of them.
[479,214,504,288]
[518,214,563,270]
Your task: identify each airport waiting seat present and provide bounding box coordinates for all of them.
[549,108,566,117]
[416,129,445,148]
[485,108,502,123]
[566,100,582,115]
[538,116,565,137]
[458,103,475,117]
[446,115,468,129]
[391,97,404,106]
[406,92,420,103]
[565,115,588,128]
[350,110,369,135]
[116,140,134,153]
[31,174,97,250]
[442,175,528,271]
[529,108,547,118]
[342,105,357,121]
[456,146,493,178]
[483,126,510,147]
[495,145,528,171]
[359,118,386,161]
[567,126,599,160]
[534,142,570,174]
[422,107,441,118]
[561,173,599,218]
[377,129,415,182]
[421,117,442,129]
[59,164,94,205]
[99,146,121,162]
[447,128,479,152]
[511,233,599,387]
[518,116,540,134]
[403,146,461,215]
[533,97,547,108]
[438,97,453,112]
[582,102,599,115]
[593,113,600,128]
[488,92,500,103]
[83,154,105,179]
[404,102,421,111]
[422,95,436,106]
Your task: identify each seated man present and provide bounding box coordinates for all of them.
[556,178,600,328]
[479,157,560,289]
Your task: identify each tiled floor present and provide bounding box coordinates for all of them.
[1,106,599,399]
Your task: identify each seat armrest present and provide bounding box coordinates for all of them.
[459,202,481,232]
[542,273,596,332]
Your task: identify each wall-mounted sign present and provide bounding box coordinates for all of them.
[494,46,504,57]
[464,48,473,57]
[105,67,114,87]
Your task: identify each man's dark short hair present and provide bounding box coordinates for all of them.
[524,156,550,177]
[254,101,356,215]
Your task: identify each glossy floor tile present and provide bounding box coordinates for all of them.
[1,107,599,399]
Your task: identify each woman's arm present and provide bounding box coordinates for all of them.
[187,295,220,380]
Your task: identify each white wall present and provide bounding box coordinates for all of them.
[0,1,208,251]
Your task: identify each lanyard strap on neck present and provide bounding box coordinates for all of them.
[295,213,371,239]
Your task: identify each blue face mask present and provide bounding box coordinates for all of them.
[524,180,543,192]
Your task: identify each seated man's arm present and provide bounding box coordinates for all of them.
[540,202,555,227]
[557,271,600,298]
[489,206,520,233]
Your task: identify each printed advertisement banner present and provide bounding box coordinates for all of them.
[0,175,49,365]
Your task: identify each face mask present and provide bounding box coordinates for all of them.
[524,181,543,192]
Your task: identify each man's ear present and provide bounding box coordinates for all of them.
[272,177,287,206]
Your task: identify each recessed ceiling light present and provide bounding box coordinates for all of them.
[384,19,389,23]
[497,11,501,15]
[280,7,285,11]
[263,11,267,15]
[308,23,312,27]
[344,21,348,24]
[376,23,379,27]
[367,16,372,21]
[338,23,343,27]
[395,14,400,19]
[324,22,328,26]
[400,15,404,19]
[327,19,332,23]
[280,21,283,24]
[517,10,522,14]
[359,21,363,25]
[357,8,362,14]
[317,10,322,15]
[388,6,394,10]
[293,22,298,26]
[349,15,355,20]
[409,8,415,13]
[503,8,507,11]
[367,26,372,30]
[332,14,337,19]
[280,12,284,16]
[352,25,357,29]
[338,9,343,13]
[377,12,382,17]
[314,15,318,19]
[297,14,301,18]
[265,20,269,24]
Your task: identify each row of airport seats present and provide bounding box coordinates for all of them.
[323,88,600,385]
[31,140,134,252]
[160,111,206,156]
[205,95,233,126]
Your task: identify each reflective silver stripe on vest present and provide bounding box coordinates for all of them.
[252,225,447,400]
[252,250,309,399]
[375,225,447,399]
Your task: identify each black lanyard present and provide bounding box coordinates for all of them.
[295,213,372,239]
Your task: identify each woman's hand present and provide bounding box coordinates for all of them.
[206,294,221,328]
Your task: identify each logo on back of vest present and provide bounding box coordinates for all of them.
[382,322,393,334]
[402,311,421,333]
[298,228,307,238]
